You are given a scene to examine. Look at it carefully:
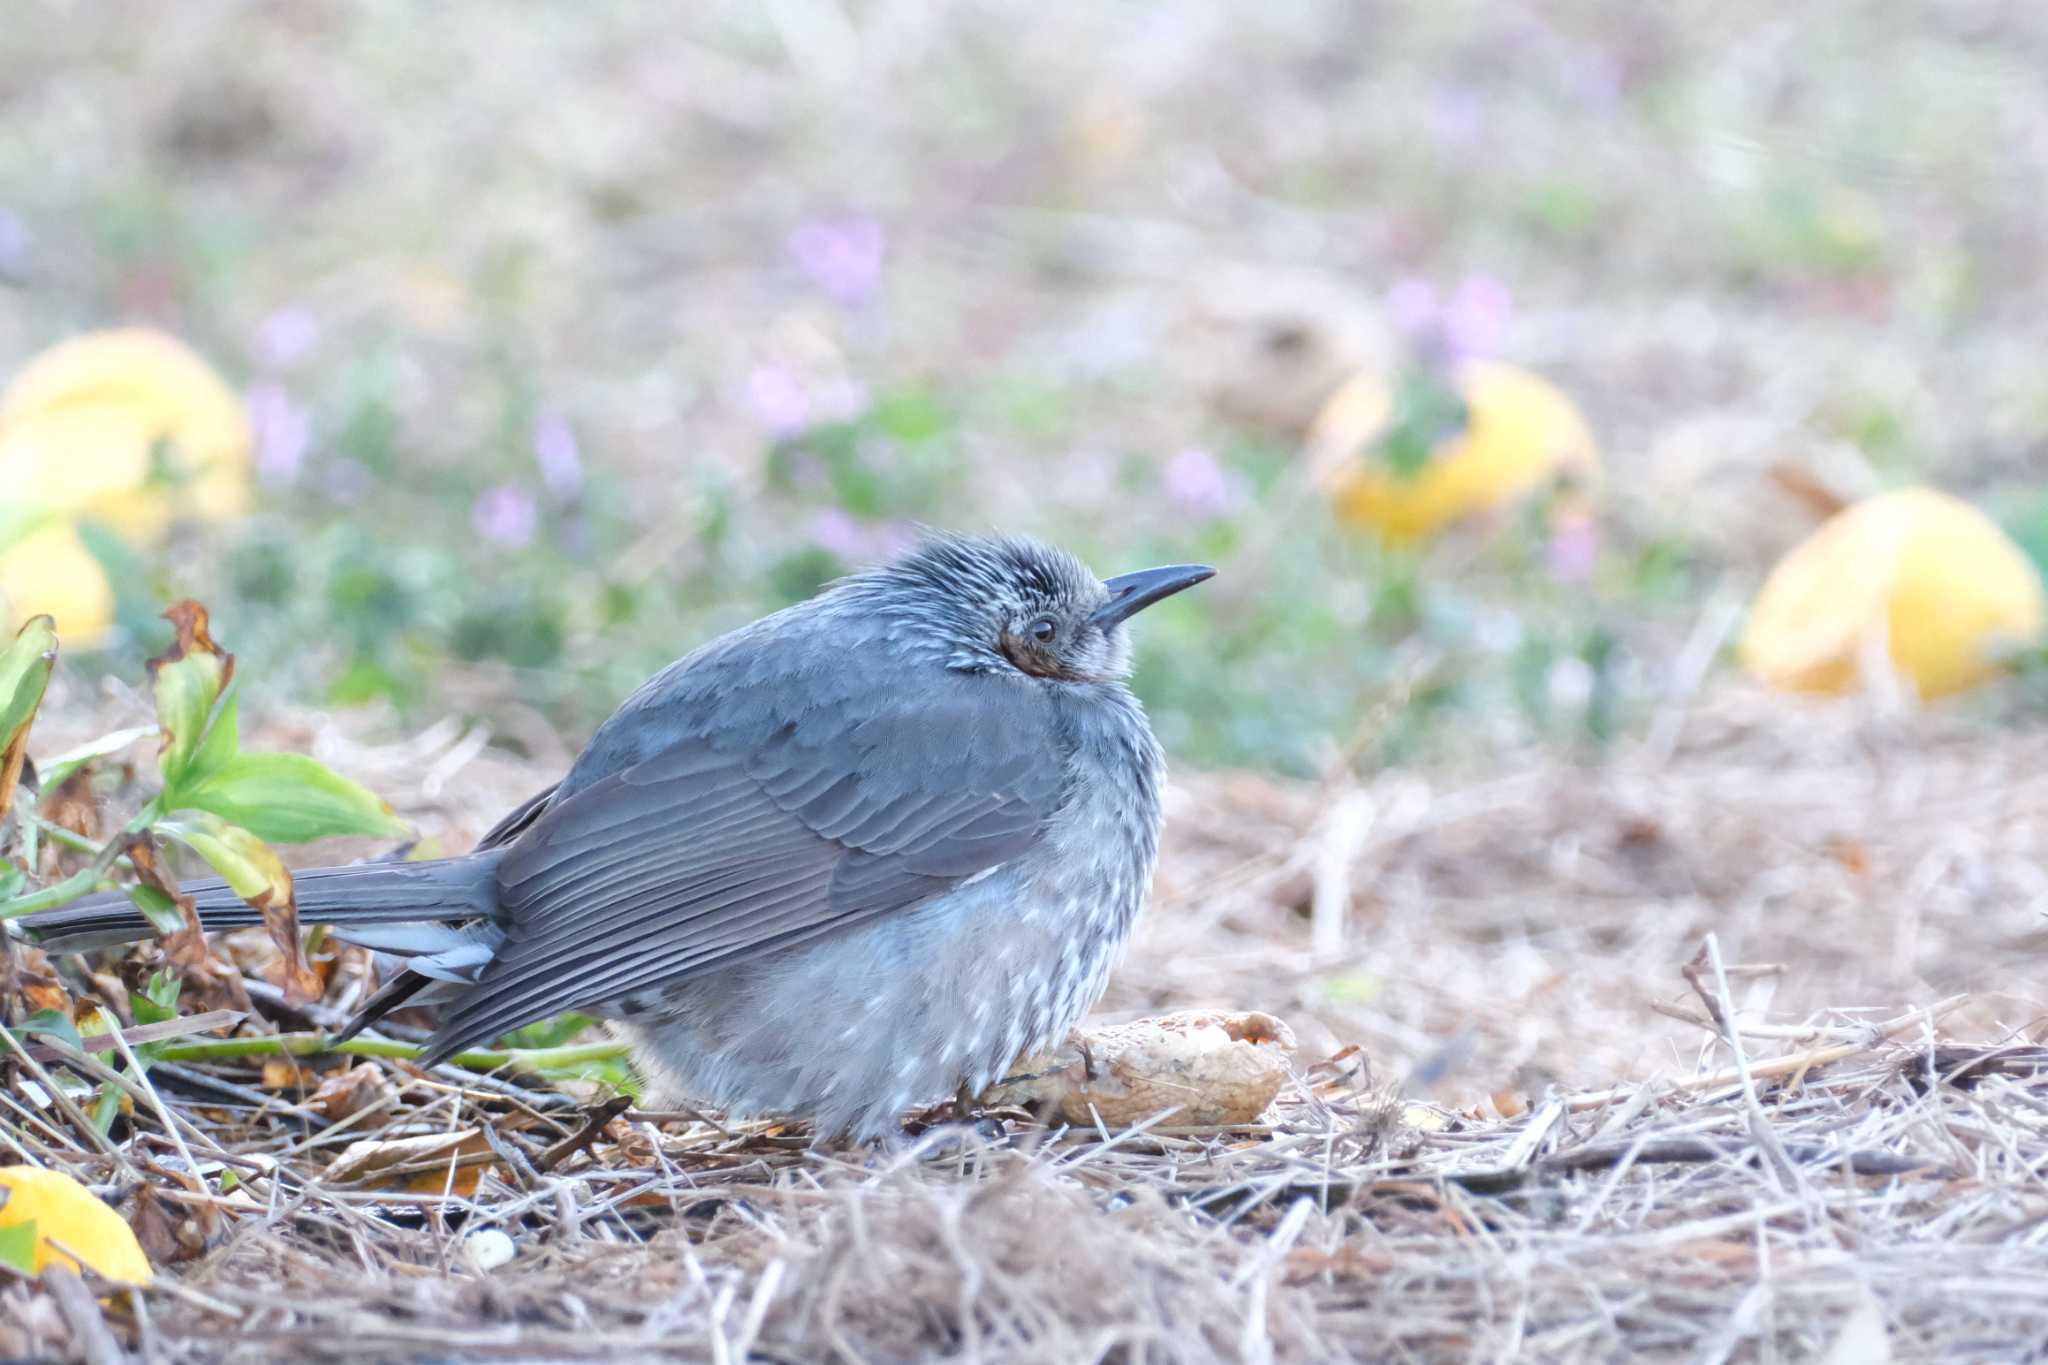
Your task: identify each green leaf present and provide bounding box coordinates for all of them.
[183,686,241,790]
[20,1008,82,1053]
[155,810,293,909]
[0,616,57,751]
[128,884,189,937]
[0,1219,37,1275]
[0,861,22,901]
[171,751,407,844]
[143,970,182,1019]
[496,1012,596,1051]
[147,601,234,788]
[1,615,58,819]
[33,724,159,792]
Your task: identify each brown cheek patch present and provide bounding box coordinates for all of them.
[999,634,1064,678]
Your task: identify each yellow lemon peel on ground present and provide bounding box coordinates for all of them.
[0,328,252,537]
[0,1166,154,1285]
[1741,486,2047,700]
[1309,361,1600,544]
[0,521,117,646]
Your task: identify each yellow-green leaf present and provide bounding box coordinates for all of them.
[155,809,322,1004]
[174,751,408,844]
[155,810,291,908]
[0,614,57,821]
[146,600,234,788]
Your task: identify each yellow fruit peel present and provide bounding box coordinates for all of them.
[0,328,252,536]
[1311,361,1600,544]
[0,522,117,646]
[1741,487,2047,700]
[0,1166,154,1285]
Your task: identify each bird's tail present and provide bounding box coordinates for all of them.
[15,854,504,955]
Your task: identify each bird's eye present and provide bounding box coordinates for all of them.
[1029,616,1058,644]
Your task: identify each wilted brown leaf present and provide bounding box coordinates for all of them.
[127,835,205,970]
[321,1129,501,1195]
[146,600,234,786]
[254,889,320,1008]
[37,767,99,843]
[127,835,249,1015]
[125,1181,218,1266]
[155,810,319,1005]
[0,941,71,1019]
[309,1062,393,1122]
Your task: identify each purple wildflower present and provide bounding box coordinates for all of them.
[1545,512,1600,583]
[787,216,885,306]
[472,485,538,549]
[532,411,584,498]
[253,305,319,370]
[1161,448,1247,521]
[1386,278,1440,340]
[809,507,869,561]
[1443,276,1512,364]
[245,381,310,487]
[745,365,811,436]
[0,207,30,281]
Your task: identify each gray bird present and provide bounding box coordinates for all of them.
[21,534,1213,1140]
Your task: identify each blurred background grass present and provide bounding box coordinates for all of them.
[4,0,2047,774]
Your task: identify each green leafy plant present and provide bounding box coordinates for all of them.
[12,972,186,1133]
[0,602,407,1005]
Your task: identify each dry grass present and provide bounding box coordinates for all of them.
[7,679,2048,1362]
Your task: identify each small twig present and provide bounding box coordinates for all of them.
[21,1009,244,1062]
[536,1095,633,1173]
[1566,994,1969,1113]
[1495,1096,1566,1172]
[1686,936,1803,1195]
[98,1004,203,1181]
[0,1016,132,1167]
[1449,1136,1939,1195]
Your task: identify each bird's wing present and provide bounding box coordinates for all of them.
[424,671,1065,1055]
[473,782,559,850]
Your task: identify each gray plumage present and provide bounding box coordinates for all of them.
[19,533,1212,1140]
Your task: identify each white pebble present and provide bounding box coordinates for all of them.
[463,1228,517,1273]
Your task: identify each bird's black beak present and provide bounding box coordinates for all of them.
[1092,564,1216,629]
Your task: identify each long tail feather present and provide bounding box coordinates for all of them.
[16,854,503,954]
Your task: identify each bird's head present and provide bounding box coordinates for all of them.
[857,533,1214,683]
